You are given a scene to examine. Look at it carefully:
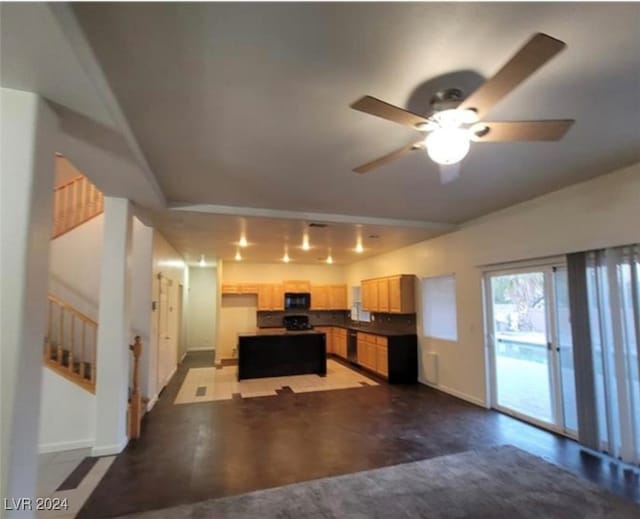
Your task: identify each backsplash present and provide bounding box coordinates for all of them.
[352,313,417,334]
[258,310,349,328]
[257,310,417,334]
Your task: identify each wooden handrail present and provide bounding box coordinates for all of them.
[44,294,97,393]
[52,174,104,239]
[128,336,143,439]
[47,294,97,326]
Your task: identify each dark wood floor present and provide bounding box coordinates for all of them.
[78,351,640,518]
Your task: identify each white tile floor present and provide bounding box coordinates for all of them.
[174,358,378,405]
[37,449,115,518]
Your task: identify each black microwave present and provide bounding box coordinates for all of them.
[284,292,310,310]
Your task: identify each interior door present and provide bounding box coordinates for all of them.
[157,275,177,390]
[485,266,576,435]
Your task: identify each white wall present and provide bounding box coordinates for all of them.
[346,162,640,407]
[1,88,57,507]
[218,294,259,360]
[38,368,96,453]
[187,267,217,351]
[48,213,103,319]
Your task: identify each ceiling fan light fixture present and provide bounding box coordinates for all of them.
[425,128,470,165]
[432,108,478,128]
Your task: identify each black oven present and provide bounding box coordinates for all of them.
[284,292,310,310]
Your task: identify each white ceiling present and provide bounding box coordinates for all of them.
[4,4,640,265]
[143,208,448,265]
[72,2,640,226]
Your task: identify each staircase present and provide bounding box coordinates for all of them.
[44,294,97,393]
[52,173,104,239]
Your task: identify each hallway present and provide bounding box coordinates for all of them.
[78,352,640,518]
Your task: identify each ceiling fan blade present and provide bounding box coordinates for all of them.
[459,33,566,119]
[471,120,574,142]
[438,163,461,184]
[353,140,424,174]
[351,95,429,129]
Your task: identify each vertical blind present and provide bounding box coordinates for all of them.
[583,244,640,464]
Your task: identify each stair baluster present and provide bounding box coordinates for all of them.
[44,294,97,393]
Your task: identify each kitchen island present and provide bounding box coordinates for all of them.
[237,329,327,380]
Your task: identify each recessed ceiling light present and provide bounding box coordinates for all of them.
[199,254,206,267]
[355,241,364,253]
[235,250,242,261]
[282,253,290,263]
[302,235,310,251]
[326,255,333,264]
[238,236,248,248]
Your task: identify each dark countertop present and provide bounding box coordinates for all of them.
[258,324,416,337]
[238,329,324,338]
[333,324,416,337]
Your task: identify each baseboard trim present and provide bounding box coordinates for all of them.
[419,379,488,408]
[186,347,215,352]
[91,437,128,457]
[39,438,94,454]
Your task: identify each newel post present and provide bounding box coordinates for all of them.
[129,336,143,439]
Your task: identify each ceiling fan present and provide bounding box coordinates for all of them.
[350,33,575,182]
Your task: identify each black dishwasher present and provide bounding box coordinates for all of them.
[347,330,358,363]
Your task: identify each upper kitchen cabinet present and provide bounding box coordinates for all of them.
[283,280,311,293]
[257,284,284,311]
[310,285,329,310]
[328,284,348,310]
[311,284,348,310]
[388,275,415,313]
[222,283,258,295]
[361,275,415,314]
[361,279,379,312]
[377,278,390,312]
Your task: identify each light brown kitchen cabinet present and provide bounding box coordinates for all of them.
[328,284,348,310]
[221,283,240,294]
[315,326,333,353]
[283,280,311,293]
[361,279,379,312]
[310,285,329,310]
[377,278,390,312]
[272,284,284,310]
[388,275,415,313]
[376,344,388,376]
[222,283,258,295]
[332,328,347,358]
[257,284,284,311]
[361,275,415,314]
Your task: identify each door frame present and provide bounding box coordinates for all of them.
[483,262,576,438]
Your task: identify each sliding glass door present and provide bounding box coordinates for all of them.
[485,266,577,435]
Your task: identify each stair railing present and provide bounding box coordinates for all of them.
[52,175,104,239]
[44,294,98,393]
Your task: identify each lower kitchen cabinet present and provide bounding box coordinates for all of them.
[315,327,333,354]
[332,328,348,358]
[356,331,416,383]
